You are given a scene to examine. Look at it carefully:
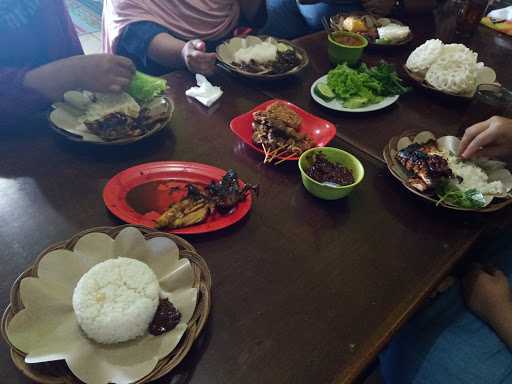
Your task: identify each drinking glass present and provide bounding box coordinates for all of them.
[455,0,490,38]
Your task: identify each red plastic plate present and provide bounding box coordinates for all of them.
[229,99,336,161]
[103,162,253,235]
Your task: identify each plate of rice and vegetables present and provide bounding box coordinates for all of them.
[404,39,498,99]
[311,61,410,112]
[329,13,413,46]
[2,226,211,384]
[383,131,512,212]
[216,35,309,80]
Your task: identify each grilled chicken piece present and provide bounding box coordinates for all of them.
[396,142,452,192]
[408,177,429,192]
[156,184,214,229]
[156,198,214,229]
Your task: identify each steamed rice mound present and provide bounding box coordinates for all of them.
[72,257,160,344]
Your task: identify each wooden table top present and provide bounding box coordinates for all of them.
[1,12,511,384]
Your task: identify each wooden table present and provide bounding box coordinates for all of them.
[1,13,511,384]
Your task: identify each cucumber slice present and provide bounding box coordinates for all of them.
[314,83,336,102]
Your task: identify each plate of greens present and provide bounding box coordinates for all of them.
[311,62,409,112]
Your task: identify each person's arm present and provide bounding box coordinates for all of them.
[0,54,135,125]
[148,35,217,76]
[147,33,187,70]
[464,266,512,348]
[23,54,135,99]
[0,68,52,124]
[116,21,216,76]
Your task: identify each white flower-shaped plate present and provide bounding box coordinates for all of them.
[2,226,211,384]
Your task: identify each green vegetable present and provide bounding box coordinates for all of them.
[361,62,410,96]
[375,38,391,45]
[326,61,409,109]
[277,43,292,52]
[436,181,486,209]
[314,83,336,101]
[128,71,167,104]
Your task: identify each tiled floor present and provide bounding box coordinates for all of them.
[79,32,102,54]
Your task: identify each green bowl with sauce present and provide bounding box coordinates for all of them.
[298,147,365,200]
[327,31,368,67]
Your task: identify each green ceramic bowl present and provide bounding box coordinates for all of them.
[298,147,365,200]
[327,31,368,67]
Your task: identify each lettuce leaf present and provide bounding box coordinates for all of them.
[128,71,167,104]
[326,62,409,109]
[436,181,486,209]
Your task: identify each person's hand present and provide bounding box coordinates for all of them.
[463,264,512,325]
[73,54,135,93]
[181,40,217,76]
[361,0,396,16]
[459,116,512,159]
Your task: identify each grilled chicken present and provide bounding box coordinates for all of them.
[156,171,258,230]
[396,141,452,192]
[155,185,214,229]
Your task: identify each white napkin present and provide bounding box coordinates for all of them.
[488,6,512,21]
[185,74,223,107]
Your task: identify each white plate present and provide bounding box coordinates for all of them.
[310,75,399,112]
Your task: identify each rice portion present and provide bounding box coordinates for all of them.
[445,154,506,195]
[72,257,159,344]
[234,41,278,64]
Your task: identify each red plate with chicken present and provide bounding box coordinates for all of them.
[230,99,336,164]
[103,162,258,234]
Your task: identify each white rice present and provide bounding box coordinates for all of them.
[234,41,278,64]
[72,257,159,344]
[446,154,506,195]
[377,24,411,42]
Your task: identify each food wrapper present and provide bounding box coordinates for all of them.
[128,71,168,104]
[6,227,198,384]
